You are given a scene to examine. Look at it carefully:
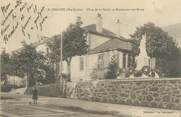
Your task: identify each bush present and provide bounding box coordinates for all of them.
[1,84,14,92]
[132,66,160,78]
[134,70,142,77]
[62,73,71,81]
[105,59,120,79]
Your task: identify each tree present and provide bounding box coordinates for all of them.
[105,57,121,79]
[131,22,181,77]
[11,42,46,86]
[0,50,11,83]
[1,49,27,84]
[47,21,88,80]
[38,64,55,84]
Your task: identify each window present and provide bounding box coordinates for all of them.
[123,53,126,68]
[98,53,104,70]
[128,54,131,67]
[80,57,84,71]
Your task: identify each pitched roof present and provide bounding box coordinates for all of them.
[88,38,133,54]
[83,24,118,38]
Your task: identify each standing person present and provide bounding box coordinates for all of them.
[32,86,38,104]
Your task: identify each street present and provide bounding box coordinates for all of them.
[1,104,117,117]
[0,95,121,117]
[1,93,181,117]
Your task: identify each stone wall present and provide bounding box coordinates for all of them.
[66,78,181,110]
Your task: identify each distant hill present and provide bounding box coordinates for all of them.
[163,23,181,47]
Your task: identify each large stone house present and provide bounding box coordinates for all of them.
[23,14,156,82]
[60,14,135,81]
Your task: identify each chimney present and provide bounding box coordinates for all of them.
[96,13,103,33]
[116,19,121,37]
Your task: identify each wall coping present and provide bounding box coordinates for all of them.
[88,77,181,82]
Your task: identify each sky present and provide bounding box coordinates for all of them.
[1,0,181,52]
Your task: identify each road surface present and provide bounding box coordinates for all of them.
[1,93,180,117]
[0,98,120,117]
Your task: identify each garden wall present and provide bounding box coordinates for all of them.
[66,78,181,110]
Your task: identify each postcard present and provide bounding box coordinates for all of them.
[0,0,181,117]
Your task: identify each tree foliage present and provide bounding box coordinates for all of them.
[131,40,140,57]
[62,24,88,62]
[10,42,46,86]
[131,22,181,77]
[1,50,11,82]
[47,21,88,80]
[46,36,62,63]
[105,57,120,79]
[131,23,178,58]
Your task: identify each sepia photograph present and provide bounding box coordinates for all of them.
[0,0,181,117]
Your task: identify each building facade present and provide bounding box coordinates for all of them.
[61,14,134,81]
[27,14,156,82]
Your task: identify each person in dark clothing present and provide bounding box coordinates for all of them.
[32,87,38,104]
